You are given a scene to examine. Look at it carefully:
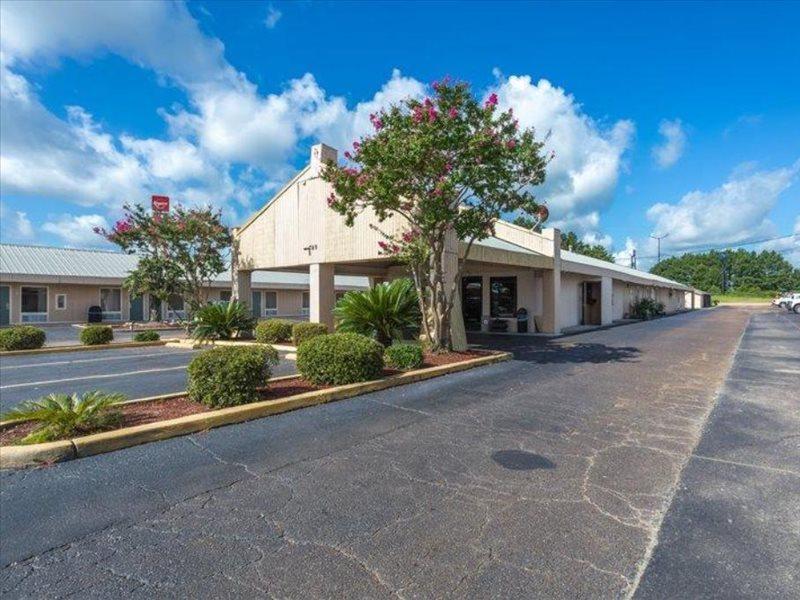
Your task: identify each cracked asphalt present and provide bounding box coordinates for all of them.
[1,306,797,598]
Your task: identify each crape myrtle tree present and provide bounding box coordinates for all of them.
[96,203,232,319]
[323,79,550,351]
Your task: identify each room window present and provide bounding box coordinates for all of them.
[301,291,310,315]
[21,287,47,322]
[220,290,232,303]
[100,288,122,320]
[56,294,67,310]
[490,277,517,318]
[264,291,278,316]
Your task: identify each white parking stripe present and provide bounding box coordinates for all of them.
[0,350,194,370]
[0,366,188,389]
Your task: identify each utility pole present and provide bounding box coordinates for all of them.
[650,232,669,264]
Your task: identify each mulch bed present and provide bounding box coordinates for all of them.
[0,350,500,446]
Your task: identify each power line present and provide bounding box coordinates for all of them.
[637,233,798,260]
[649,232,669,263]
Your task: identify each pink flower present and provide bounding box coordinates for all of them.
[448,107,458,119]
[413,107,424,123]
[506,140,516,149]
[443,162,452,173]
[432,80,440,90]
[369,113,383,130]
[113,219,132,234]
[344,151,352,160]
[343,167,359,176]
[353,141,361,151]
[327,193,336,207]
[485,93,498,108]
[427,107,438,121]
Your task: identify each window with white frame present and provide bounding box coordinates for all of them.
[100,288,122,321]
[56,294,67,310]
[21,287,47,322]
[300,291,310,316]
[264,291,278,316]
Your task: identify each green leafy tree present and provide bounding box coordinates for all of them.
[323,79,549,351]
[651,249,800,293]
[96,203,232,317]
[560,231,615,262]
[334,279,420,347]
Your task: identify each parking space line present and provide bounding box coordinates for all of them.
[0,350,195,370]
[0,366,188,389]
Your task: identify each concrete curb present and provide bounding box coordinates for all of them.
[0,352,510,469]
[0,339,180,357]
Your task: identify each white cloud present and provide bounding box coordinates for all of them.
[263,5,282,29]
[11,211,34,239]
[0,2,638,249]
[581,231,612,249]
[646,161,799,250]
[490,75,634,238]
[613,237,637,267]
[652,119,686,169]
[41,214,109,246]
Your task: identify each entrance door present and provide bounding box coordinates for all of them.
[0,286,9,326]
[129,294,144,321]
[251,290,262,319]
[581,282,601,325]
[461,276,483,331]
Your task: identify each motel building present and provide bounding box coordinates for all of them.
[0,244,366,326]
[234,144,706,349]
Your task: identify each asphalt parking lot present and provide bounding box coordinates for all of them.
[0,345,298,411]
[0,307,796,599]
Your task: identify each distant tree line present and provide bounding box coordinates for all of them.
[650,249,800,294]
[511,215,615,263]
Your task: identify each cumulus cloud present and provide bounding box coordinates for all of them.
[612,238,637,267]
[651,119,686,169]
[646,161,799,250]
[41,214,109,246]
[10,211,34,239]
[490,75,634,239]
[0,1,636,249]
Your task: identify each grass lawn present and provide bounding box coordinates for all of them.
[713,293,774,304]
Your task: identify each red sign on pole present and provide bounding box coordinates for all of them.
[151,195,170,212]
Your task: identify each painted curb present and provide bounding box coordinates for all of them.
[0,352,510,469]
[0,339,180,357]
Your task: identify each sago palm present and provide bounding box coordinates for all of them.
[334,279,420,346]
[2,391,126,444]
[192,301,256,341]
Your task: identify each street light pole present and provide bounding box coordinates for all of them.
[650,233,669,264]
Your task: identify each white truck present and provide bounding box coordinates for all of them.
[774,292,800,313]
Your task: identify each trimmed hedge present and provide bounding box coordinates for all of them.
[292,322,328,347]
[80,325,114,346]
[384,343,424,370]
[133,331,160,342]
[187,345,279,408]
[255,319,293,344]
[0,326,46,351]
[296,333,384,385]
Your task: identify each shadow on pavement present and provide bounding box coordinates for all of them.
[468,333,640,364]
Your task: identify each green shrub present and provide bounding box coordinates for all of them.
[80,325,114,345]
[1,391,125,444]
[255,319,293,344]
[297,333,384,385]
[0,325,46,351]
[630,298,666,320]
[191,301,256,342]
[187,345,279,408]
[384,342,424,370]
[292,322,328,346]
[334,279,420,346]
[133,331,160,342]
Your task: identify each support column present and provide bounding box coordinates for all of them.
[540,228,562,334]
[368,276,386,288]
[310,263,335,332]
[600,276,613,326]
[236,270,252,311]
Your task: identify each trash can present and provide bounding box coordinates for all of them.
[87,305,103,323]
[516,307,529,333]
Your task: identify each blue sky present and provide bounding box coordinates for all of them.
[1,0,798,268]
